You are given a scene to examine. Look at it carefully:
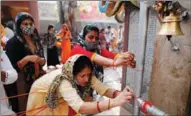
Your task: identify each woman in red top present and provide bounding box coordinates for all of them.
[70,25,135,82]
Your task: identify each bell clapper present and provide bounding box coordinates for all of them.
[166,35,179,51]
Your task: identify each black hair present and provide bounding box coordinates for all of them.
[100,28,105,33]
[107,26,111,29]
[82,25,99,39]
[1,6,15,30]
[73,56,93,77]
[15,13,34,36]
[48,24,54,31]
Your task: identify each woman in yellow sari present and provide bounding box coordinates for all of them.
[26,55,134,115]
[56,24,72,64]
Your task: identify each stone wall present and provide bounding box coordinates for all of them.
[149,1,191,115]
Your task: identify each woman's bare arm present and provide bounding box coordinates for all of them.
[78,86,133,114]
[93,54,113,67]
[79,98,118,114]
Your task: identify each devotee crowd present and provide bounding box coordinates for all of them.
[1,12,136,115]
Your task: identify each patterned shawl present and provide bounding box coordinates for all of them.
[46,55,92,109]
[43,33,56,49]
[16,32,45,83]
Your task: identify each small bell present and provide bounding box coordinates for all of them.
[158,12,184,36]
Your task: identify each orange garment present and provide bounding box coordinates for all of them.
[56,24,72,64]
[1,24,6,47]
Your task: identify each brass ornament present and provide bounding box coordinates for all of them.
[158,12,184,36]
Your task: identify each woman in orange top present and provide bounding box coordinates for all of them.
[1,24,6,48]
[56,24,72,64]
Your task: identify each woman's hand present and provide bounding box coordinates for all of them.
[39,58,46,65]
[1,70,6,82]
[112,86,134,106]
[114,52,136,68]
[26,55,42,63]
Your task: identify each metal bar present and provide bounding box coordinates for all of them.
[133,1,149,115]
[122,2,130,90]
[136,98,168,116]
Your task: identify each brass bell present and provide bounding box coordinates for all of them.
[158,12,184,35]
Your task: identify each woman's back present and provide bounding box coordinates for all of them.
[26,69,73,115]
[30,69,62,91]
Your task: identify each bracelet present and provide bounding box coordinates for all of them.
[113,54,120,69]
[34,63,39,70]
[97,101,101,112]
[17,61,22,69]
[113,90,120,98]
[112,60,116,69]
[108,99,111,110]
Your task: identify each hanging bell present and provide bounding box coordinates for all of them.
[158,12,184,36]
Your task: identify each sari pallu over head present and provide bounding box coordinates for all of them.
[46,55,93,109]
[56,24,71,41]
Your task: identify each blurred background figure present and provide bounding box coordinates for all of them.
[1,23,18,116]
[56,24,72,64]
[117,25,124,52]
[105,26,112,51]
[43,24,60,69]
[99,28,107,49]
[110,28,118,53]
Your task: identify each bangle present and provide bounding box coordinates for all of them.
[113,90,120,98]
[97,101,101,112]
[34,63,39,70]
[112,60,116,69]
[108,99,111,110]
[113,54,120,69]
[17,61,22,69]
[114,54,120,61]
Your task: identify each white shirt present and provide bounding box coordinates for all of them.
[105,29,112,43]
[0,49,18,115]
[118,28,124,43]
[5,27,14,40]
[1,36,9,44]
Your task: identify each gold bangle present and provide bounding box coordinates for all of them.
[97,101,101,112]
[108,99,111,110]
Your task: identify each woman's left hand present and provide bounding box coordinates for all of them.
[39,58,46,65]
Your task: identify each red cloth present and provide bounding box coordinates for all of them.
[68,106,77,116]
[70,44,117,60]
[70,44,94,59]
[101,48,116,59]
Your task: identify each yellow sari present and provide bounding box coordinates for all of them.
[27,55,109,115]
